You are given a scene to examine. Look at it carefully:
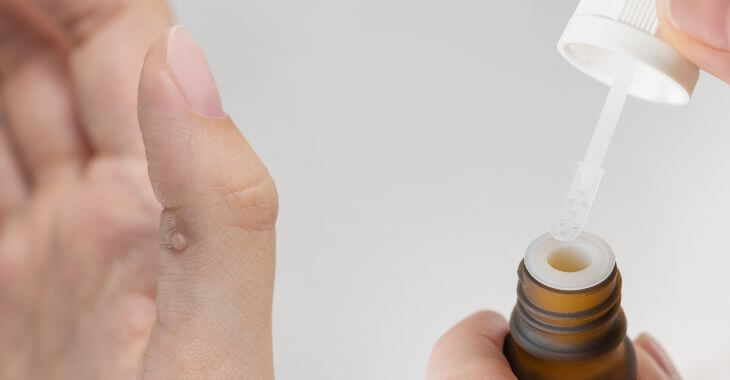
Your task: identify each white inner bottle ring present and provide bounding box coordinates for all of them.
[524,232,616,291]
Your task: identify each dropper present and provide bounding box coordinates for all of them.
[550,0,700,241]
[551,59,636,241]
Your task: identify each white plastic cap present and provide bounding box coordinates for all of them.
[525,231,616,291]
[558,0,699,105]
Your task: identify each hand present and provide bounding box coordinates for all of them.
[657,0,730,83]
[426,311,682,380]
[0,1,277,379]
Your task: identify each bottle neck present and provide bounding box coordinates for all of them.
[509,260,626,361]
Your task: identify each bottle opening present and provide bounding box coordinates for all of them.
[548,247,592,273]
[524,232,615,291]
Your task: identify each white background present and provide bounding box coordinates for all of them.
[171,1,730,378]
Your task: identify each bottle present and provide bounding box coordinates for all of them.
[558,0,699,105]
[504,232,636,380]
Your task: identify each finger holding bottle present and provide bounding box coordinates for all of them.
[427,311,681,380]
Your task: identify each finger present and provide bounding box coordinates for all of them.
[138,27,277,378]
[36,0,173,157]
[657,0,730,83]
[0,1,86,184]
[0,121,26,222]
[636,344,673,380]
[427,311,517,380]
[636,334,682,380]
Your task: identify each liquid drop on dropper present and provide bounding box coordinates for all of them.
[551,60,636,241]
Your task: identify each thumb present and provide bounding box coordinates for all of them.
[427,311,517,380]
[138,26,277,379]
[657,0,730,83]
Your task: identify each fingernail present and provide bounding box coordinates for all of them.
[638,333,682,380]
[166,26,225,118]
[666,0,730,50]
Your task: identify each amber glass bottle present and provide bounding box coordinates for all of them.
[503,233,636,380]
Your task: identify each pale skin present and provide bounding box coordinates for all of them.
[0,0,274,378]
[0,0,723,379]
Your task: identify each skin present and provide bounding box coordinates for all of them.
[0,0,275,378]
[0,0,722,379]
[426,312,681,380]
[656,0,730,84]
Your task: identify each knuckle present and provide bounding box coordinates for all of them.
[217,175,279,231]
[38,0,130,46]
